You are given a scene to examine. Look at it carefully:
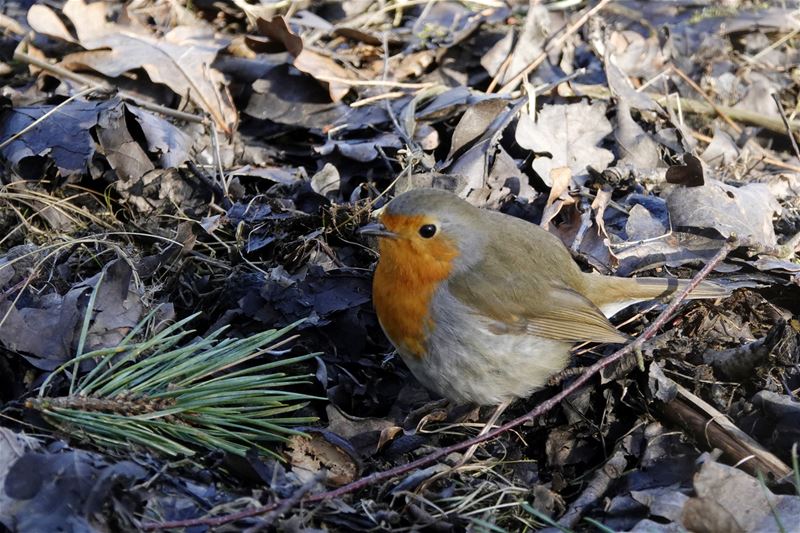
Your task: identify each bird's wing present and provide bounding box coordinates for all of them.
[519,286,629,343]
[448,216,628,344]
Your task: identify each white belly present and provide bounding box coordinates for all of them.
[398,289,572,406]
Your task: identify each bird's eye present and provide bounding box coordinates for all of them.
[418,224,437,238]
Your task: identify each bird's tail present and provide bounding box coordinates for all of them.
[582,274,729,318]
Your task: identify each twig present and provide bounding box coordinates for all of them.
[743,27,800,64]
[253,473,324,529]
[313,75,434,89]
[688,129,800,174]
[350,91,406,107]
[13,51,207,125]
[574,83,800,138]
[486,51,515,94]
[655,93,800,134]
[142,238,736,531]
[495,0,613,93]
[557,448,627,527]
[771,92,800,161]
[382,33,417,151]
[668,66,800,174]
[670,64,742,134]
[0,86,96,150]
[659,383,791,480]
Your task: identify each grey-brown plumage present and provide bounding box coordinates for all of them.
[368,188,728,404]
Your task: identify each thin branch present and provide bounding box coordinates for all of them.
[142,238,736,531]
[670,64,742,134]
[771,92,800,161]
[557,448,627,528]
[0,87,96,150]
[495,0,614,94]
[574,83,800,149]
[254,473,324,529]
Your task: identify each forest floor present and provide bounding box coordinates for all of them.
[2,1,800,531]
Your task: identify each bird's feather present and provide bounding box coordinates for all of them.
[447,211,627,344]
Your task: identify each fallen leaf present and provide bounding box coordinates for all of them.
[446,98,508,161]
[488,4,551,89]
[3,449,146,532]
[287,431,360,487]
[293,49,353,102]
[700,126,740,167]
[540,166,573,229]
[0,257,142,369]
[316,133,402,162]
[615,98,662,169]
[50,0,236,133]
[681,460,800,533]
[26,4,75,43]
[516,101,614,185]
[665,154,704,187]
[665,178,779,247]
[127,106,192,168]
[252,16,303,56]
[310,163,340,198]
[97,102,156,180]
[0,99,114,179]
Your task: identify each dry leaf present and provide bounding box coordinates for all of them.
[293,49,353,102]
[287,432,359,487]
[540,167,574,229]
[42,0,237,133]
[516,101,614,185]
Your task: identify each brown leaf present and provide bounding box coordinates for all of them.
[47,0,237,133]
[26,4,75,43]
[665,153,704,187]
[252,16,303,56]
[287,433,360,487]
[293,50,353,102]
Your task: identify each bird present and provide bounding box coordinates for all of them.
[359,187,727,409]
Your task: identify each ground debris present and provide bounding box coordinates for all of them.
[2,0,800,531]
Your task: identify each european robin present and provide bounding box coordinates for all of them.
[360,188,726,406]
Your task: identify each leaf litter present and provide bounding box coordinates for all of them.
[2,1,800,531]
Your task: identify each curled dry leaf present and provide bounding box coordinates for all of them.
[287,431,360,487]
[665,154,704,187]
[700,126,740,168]
[245,17,359,108]
[251,16,303,56]
[540,166,573,229]
[26,4,75,43]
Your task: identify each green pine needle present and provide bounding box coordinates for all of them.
[30,310,320,458]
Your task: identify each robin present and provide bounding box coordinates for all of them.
[359,188,726,408]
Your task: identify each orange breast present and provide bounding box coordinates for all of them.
[372,214,459,359]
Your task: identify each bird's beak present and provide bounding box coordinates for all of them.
[358,222,397,239]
